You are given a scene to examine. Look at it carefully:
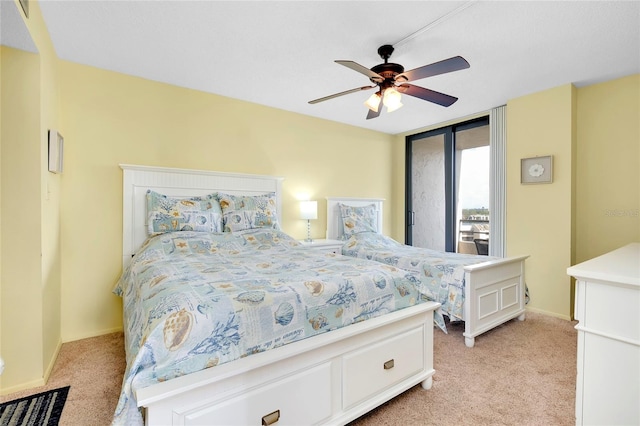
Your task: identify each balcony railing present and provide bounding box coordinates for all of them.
[458,219,489,255]
[459,219,489,241]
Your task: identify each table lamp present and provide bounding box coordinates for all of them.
[299,200,318,242]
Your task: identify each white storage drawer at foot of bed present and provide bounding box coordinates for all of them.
[137,302,439,426]
[179,362,332,425]
[343,327,424,409]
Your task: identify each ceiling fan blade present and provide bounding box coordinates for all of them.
[395,56,470,83]
[366,108,381,120]
[308,85,376,104]
[366,96,383,120]
[336,60,384,83]
[397,84,458,107]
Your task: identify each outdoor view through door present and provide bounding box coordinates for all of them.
[406,116,490,255]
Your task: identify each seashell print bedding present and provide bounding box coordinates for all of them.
[341,232,495,329]
[112,229,429,425]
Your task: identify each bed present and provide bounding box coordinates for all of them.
[326,197,529,348]
[114,165,439,426]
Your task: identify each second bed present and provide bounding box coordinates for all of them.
[327,197,529,348]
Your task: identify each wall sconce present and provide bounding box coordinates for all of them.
[299,200,318,242]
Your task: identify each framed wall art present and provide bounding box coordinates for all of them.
[48,130,64,174]
[521,155,553,184]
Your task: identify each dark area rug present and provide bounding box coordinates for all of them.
[0,386,69,426]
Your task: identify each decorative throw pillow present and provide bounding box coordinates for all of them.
[146,190,223,236]
[217,192,280,232]
[339,203,377,236]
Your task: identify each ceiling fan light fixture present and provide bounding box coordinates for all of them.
[383,87,403,112]
[310,45,469,119]
[364,92,381,112]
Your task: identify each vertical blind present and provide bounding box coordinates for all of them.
[489,105,507,257]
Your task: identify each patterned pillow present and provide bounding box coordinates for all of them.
[217,192,280,232]
[146,190,223,236]
[339,203,377,237]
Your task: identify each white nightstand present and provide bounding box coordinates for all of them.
[299,239,343,255]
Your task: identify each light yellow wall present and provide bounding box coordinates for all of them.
[575,74,640,262]
[506,84,575,320]
[0,46,44,391]
[31,0,62,386]
[0,37,3,391]
[58,60,395,342]
[0,0,61,394]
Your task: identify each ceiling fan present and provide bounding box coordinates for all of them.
[309,44,469,119]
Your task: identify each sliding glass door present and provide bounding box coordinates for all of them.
[407,130,449,251]
[406,117,489,253]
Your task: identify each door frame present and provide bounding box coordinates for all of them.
[405,116,489,251]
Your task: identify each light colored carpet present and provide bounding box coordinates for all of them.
[0,311,576,425]
[350,312,577,426]
[0,332,125,426]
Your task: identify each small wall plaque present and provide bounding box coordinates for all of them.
[48,130,64,174]
[521,155,553,184]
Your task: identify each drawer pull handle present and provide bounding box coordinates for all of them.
[262,409,280,425]
[384,359,395,370]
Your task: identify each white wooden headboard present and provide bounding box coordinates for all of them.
[121,164,284,268]
[326,197,384,240]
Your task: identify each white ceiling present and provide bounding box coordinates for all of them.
[0,0,37,53]
[4,1,640,135]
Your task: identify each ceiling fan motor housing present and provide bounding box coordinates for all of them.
[371,45,404,86]
[370,63,404,86]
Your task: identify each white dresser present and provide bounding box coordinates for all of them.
[567,243,640,426]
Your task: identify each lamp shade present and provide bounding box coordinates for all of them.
[299,200,318,220]
[383,87,403,112]
[364,92,381,112]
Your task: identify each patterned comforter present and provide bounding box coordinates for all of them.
[341,232,495,330]
[112,229,428,425]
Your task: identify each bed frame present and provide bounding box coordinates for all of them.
[120,165,439,426]
[326,197,529,348]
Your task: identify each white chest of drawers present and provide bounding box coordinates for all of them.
[567,243,640,426]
